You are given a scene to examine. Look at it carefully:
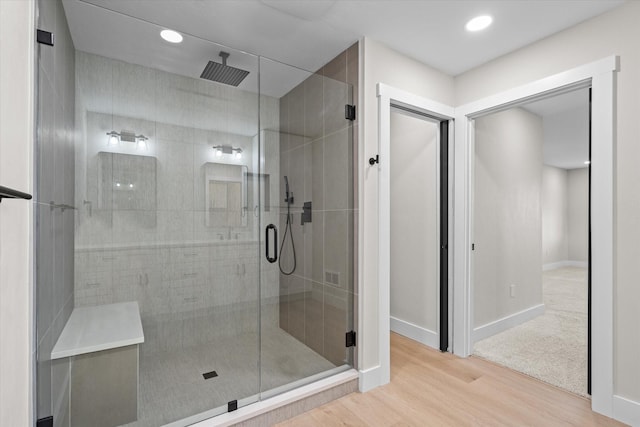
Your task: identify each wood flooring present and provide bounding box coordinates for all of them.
[277,332,626,427]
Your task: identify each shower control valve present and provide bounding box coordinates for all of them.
[284,192,294,204]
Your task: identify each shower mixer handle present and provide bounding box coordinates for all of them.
[284,192,294,204]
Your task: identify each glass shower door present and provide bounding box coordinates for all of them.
[35,1,263,424]
[258,57,356,397]
[36,2,356,425]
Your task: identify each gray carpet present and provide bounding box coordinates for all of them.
[473,266,588,396]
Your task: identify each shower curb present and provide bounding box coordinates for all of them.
[191,369,358,426]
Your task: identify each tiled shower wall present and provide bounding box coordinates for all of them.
[35,0,76,424]
[73,52,281,352]
[278,42,359,365]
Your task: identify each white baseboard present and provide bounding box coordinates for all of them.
[472,304,545,344]
[543,260,588,271]
[390,316,438,350]
[613,395,640,426]
[359,365,388,392]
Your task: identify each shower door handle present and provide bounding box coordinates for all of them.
[265,224,278,263]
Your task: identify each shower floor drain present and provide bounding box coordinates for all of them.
[202,370,218,380]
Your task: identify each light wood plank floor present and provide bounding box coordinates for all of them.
[277,332,626,427]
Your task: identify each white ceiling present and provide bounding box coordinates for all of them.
[63,0,623,79]
[61,0,316,98]
[523,88,590,170]
[524,89,588,118]
[61,0,601,164]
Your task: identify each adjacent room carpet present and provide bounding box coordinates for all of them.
[473,266,588,396]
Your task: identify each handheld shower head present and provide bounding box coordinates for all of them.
[279,175,297,275]
[284,176,293,204]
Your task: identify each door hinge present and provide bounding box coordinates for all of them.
[37,29,54,46]
[472,243,475,251]
[345,330,356,347]
[36,416,53,427]
[345,104,356,121]
[228,400,238,412]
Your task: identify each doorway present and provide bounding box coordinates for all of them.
[389,106,449,352]
[373,83,455,387]
[469,88,591,396]
[452,57,617,414]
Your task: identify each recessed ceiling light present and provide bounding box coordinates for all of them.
[160,29,183,44]
[466,15,493,32]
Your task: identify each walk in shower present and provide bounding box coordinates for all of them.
[35,1,357,425]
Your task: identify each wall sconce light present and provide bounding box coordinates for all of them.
[212,144,242,159]
[106,130,148,149]
[107,131,120,145]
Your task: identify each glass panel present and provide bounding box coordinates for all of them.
[35,1,263,425]
[36,1,356,424]
[258,57,355,398]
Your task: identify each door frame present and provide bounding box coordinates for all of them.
[376,83,454,385]
[453,56,617,417]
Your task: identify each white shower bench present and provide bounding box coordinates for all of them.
[51,301,144,426]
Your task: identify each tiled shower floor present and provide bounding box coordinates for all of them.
[122,327,335,426]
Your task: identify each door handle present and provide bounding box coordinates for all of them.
[266,224,278,263]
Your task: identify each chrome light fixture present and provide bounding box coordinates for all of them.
[212,144,243,159]
[106,130,148,148]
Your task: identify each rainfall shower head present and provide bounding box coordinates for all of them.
[200,51,250,87]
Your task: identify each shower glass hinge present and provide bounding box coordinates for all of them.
[36,416,53,427]
[345,330,356,347]
[36,29,54,46]
[345,104,356,121]
[228,400,238,412]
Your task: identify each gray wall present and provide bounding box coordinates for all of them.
[473,108,543,328]
[73,52,281,353]
[542,165,589,266]
[568,168,589,262]
[542,165,569,264]
[35,0,76,424]
[390,110,439,333]
[278,42,358,366]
